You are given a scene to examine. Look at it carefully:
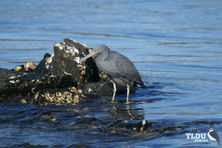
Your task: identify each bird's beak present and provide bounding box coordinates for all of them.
[80,48,98,63]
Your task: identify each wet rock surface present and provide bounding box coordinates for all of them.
[0,38,112,104]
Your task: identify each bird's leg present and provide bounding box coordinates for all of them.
[111,82,117,103]
[126,84,130,104]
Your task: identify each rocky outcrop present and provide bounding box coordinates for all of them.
[0,38,113,104]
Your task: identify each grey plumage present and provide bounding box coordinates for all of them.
[94,45,144,89]
[80,45,144,103]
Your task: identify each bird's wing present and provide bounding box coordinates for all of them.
[103,51,143,85]
[210,131,220,142]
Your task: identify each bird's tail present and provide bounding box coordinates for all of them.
[217,141,221,147]
[137,81,147,88]
[141,83,147,88]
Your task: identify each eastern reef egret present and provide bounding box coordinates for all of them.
[81,45,144,104]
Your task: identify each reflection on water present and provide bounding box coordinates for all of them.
[0,0,222,147]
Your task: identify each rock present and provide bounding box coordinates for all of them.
[81,82,113,97]
[111,120,152,131]
[20,99,27,104]
[12,62,36,73]
[24,62,36,71]
[14,65,23,72]
[34,53,51,75]
[0,38,114,104]
[0,68,17,100]
[30,86,85,105]
[35,39,100,84]
[40,112,57,122]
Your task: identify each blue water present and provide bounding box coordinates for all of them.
[0,0,222,147]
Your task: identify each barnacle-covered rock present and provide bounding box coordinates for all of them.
[13,62,36,72]
[0,38,114,104]
[30,87,86,105]
[14,65,23,72]
[35,38,100,84]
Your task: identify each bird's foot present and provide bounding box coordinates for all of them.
[111,100,117,104]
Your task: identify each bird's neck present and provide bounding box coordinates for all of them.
[97,51,109,61]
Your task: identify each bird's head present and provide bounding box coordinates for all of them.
[207,127,213,132]
[80,45,110,63]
